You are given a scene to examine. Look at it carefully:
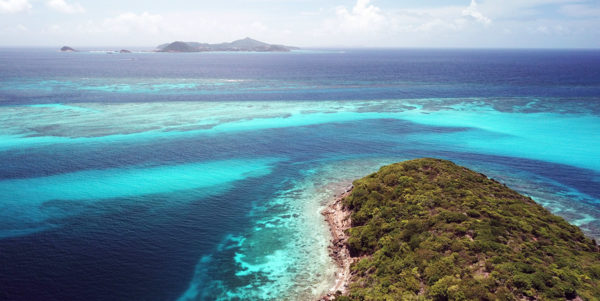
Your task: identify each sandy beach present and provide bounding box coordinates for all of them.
[319,185,355,300]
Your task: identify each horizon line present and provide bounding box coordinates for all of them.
[1,45,599,50]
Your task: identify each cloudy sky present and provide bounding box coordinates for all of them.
[1,0,599,48]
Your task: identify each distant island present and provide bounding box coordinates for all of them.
[58,46,133,54]
[57,38,296,54]
[60,46,76,52]
[324,158,600,300]
[156,37,299,52]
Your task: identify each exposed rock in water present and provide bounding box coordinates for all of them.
[60,46,76,52]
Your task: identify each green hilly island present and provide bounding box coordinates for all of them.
[337,158,600,300]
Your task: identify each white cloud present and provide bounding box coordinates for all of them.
[462,0,491,25]
[0,0,31,13]
[47,24,62,33]
[335,0,386,32]
[314,0,497,46]
[2,0,597,48]
[250,21,268,32]
[560,4,600,17]
[390,6,466,33]
[101,12,163,35]
[71,10,293,46]
[529,23,570,35]
[326,0,493,39]
[1,23,28,34]
[473,0,584,20]
[46,0,84,14]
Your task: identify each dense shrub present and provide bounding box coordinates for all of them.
[341,158,600,300]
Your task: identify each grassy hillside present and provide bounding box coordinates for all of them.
[338,158,599,300]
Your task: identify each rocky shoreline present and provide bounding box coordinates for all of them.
[319,185,355,300]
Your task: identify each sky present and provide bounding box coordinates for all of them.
[0,0,599,48]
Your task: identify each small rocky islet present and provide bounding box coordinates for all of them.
[60,46,76,52]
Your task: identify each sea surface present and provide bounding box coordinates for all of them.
[0,48,599,300]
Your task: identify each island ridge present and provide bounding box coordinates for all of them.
[325,158,600,300]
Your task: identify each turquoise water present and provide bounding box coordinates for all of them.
[0,158,279,238]
[1,49,599,300]
[3,100,598,171]
[2,99,599,300]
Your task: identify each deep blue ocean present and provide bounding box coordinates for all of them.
[0,48,599,300]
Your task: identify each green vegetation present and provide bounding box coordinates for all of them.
[340,158,599,300]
